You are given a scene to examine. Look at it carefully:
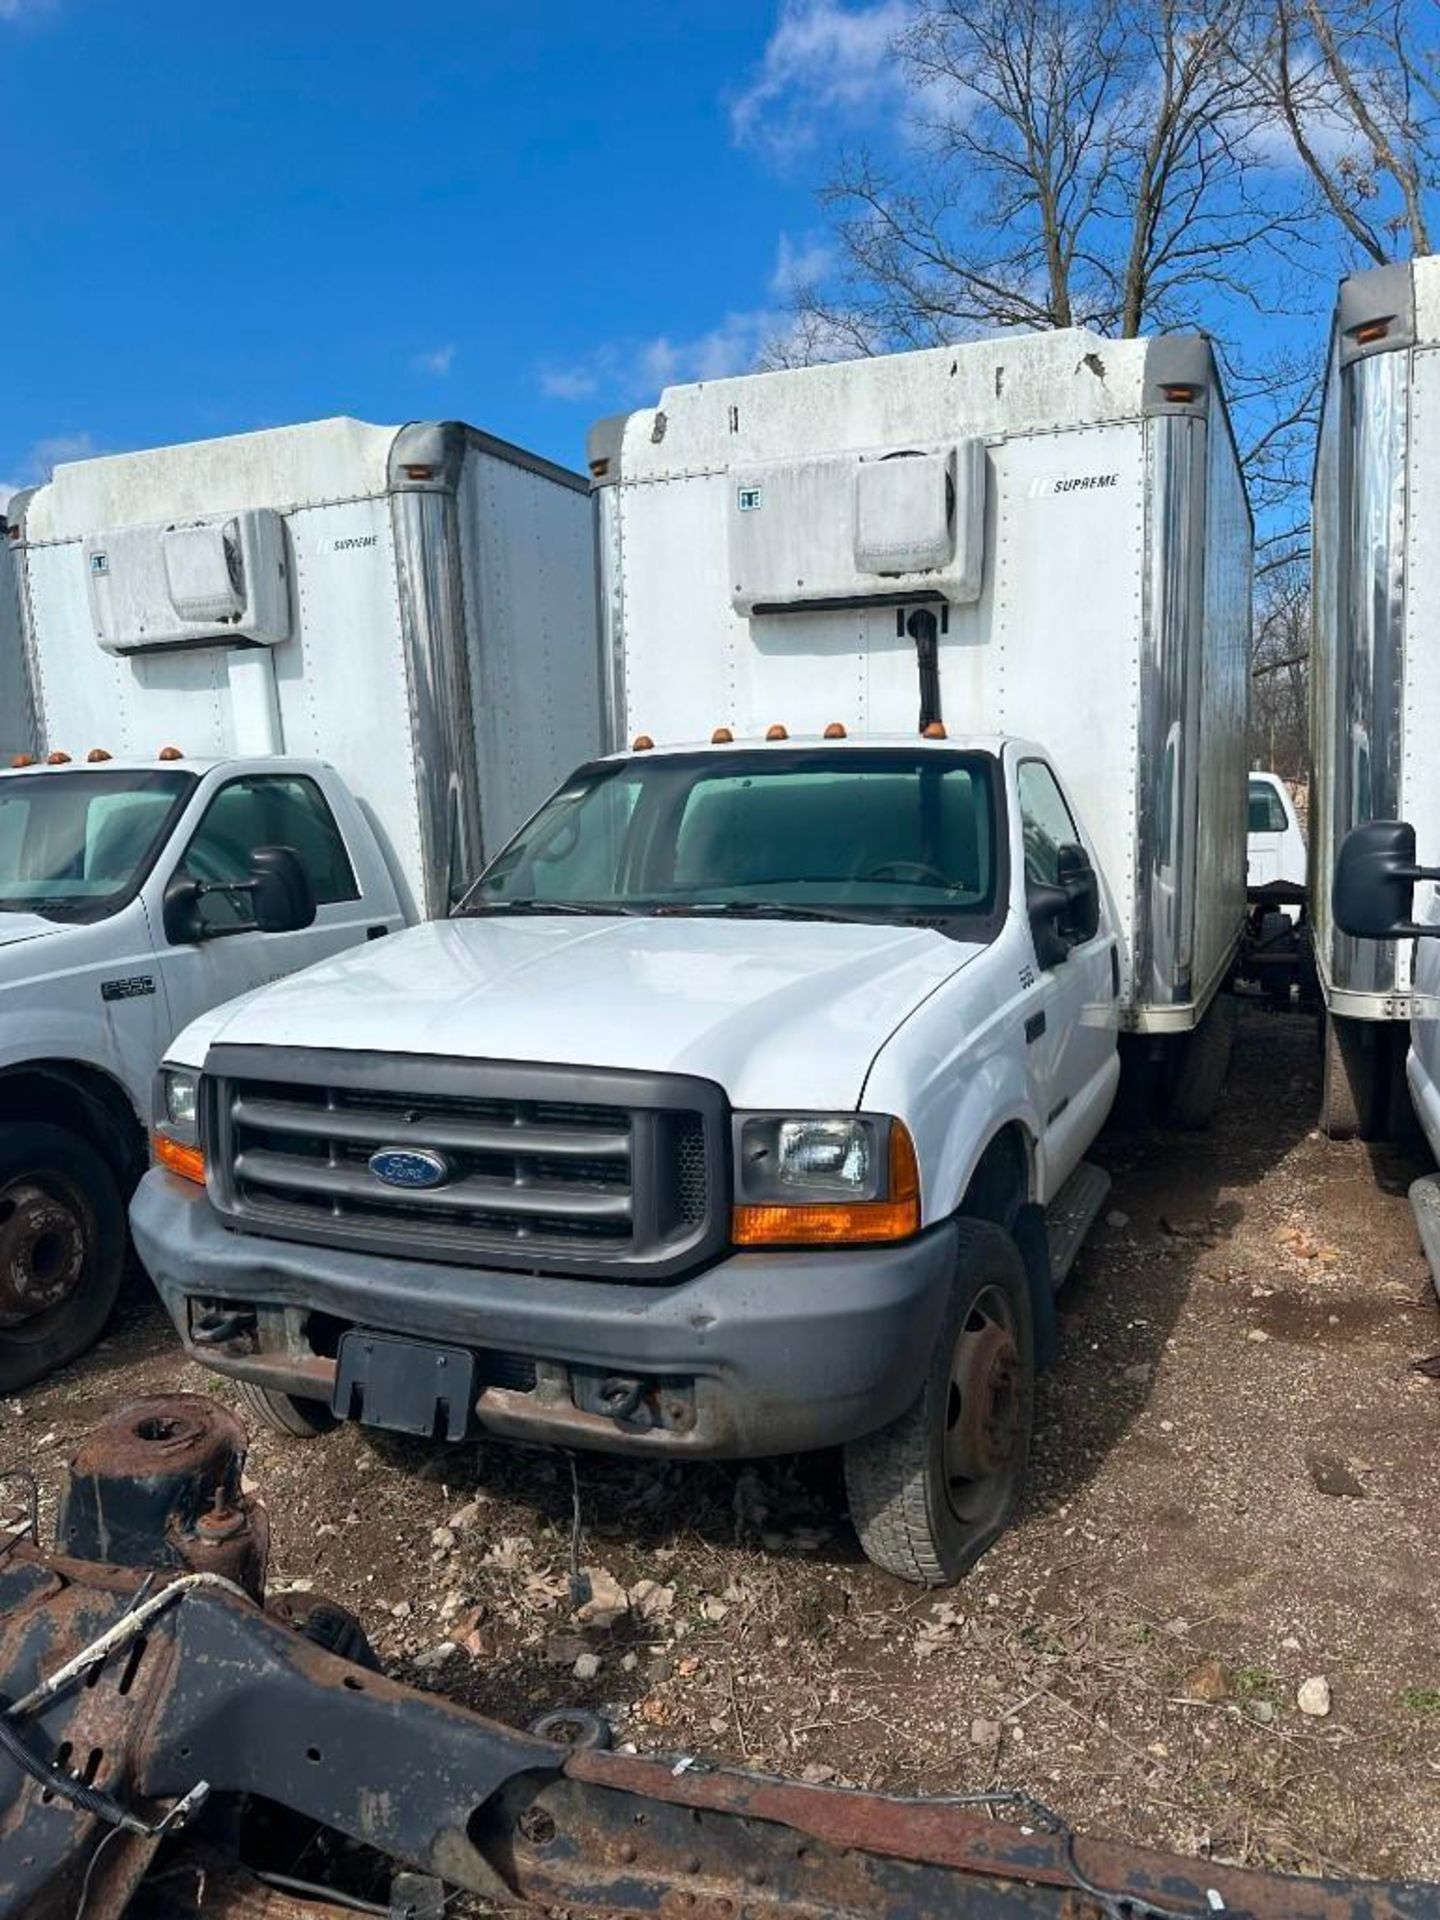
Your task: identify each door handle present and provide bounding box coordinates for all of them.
[1025,1010,1047,1044]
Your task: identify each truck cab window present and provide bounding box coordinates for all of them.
[1017,760,1081,886]
[177,774,358,933]
[1247,780,1289,834]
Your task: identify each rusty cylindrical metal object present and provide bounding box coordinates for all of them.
[55,1393,269,1597]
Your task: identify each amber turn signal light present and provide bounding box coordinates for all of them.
[153,1133,205,1185]
[732,1123,921,1247]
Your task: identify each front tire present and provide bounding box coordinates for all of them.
[233,1378,337,1439]
[843,1220,1035,1585]
[0,1123,126,1393]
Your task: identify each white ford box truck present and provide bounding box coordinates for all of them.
[0,417,600,1390]
[132,332,1250,1584]
[1309,255,1440,1139]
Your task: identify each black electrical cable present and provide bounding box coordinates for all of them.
[0,1693,150,1833]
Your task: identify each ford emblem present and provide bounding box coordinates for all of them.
[368,1146,451,1190]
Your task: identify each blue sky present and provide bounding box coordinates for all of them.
[0,0,894,497]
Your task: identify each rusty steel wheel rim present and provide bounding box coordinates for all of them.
[0,1175,91,1330]
[942,1283,1023,1526]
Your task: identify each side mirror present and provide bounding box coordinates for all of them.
[1056,842,1100,943]
[1335,820,1440,939]
[1027,843,1100,970]
[1027,882,1071,969]
[249,846,317,934]
[161,845,316,945]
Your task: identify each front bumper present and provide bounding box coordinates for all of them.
[132,1170,957,1458]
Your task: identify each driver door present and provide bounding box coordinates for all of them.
[154,771,379,1045]
[1016,758,1117,1190]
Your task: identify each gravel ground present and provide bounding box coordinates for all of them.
[7,1001,1440,1884]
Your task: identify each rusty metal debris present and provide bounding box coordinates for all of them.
[1,1403,1437,1920]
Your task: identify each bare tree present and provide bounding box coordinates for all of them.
[783,0,1289,349]
[1266,0,1436,262]
[1250,562,1312,781]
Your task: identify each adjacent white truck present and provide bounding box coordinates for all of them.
[133,330,1251,1584]
[0,418,600,1389]
[1309,255,1440,1138]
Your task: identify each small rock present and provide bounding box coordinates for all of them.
[1297,1675,1332,1718]
[391,1599,412,1621]
[1246,1328,1269,1344]
[1249,1699,1276,1725]
[1122,1362,1152,1385]
[449,1500,485,1529]
[1281,1635,1302,1652]
[1159,1419,1176,1433]
[431,1525,457,1552]
[577,1568,629,1630]
[412,1641,457,1671]
[1181,1660,1233,1704]
[573,1652,601,1682]
[1306,1451,1365,1499]
[800,1762,837,1784]
[1107,1209,1130,1229]
[545,1631,592,1668]
[970,1717,1002,1746]
[699,1595,730,1623]
[645,1653,673,1685]
[621,1650,639,1673]
[316,1522,338,1538]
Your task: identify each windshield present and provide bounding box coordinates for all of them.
[0,769,196,924]
[464,748,1001,930]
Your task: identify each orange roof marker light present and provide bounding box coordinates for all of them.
[922,721,948,740]
[631,734,654,752]
[87,748,113,763]
[1162,384,1198,404]
[9,754,36,769]
[158,746,184,762]
[711,726,734,744]
[765,723,789,741]
[823,722,847,739]
[1352,320,1389,346]
[46,751,72,766]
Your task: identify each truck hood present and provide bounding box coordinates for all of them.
[181,914,987,1111]
[0,912,66,951]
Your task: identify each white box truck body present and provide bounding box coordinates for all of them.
[1311,258,1440,1141]
[133,334,1250,1585]
[0,418,600,1390]
[594,329,1251,1037]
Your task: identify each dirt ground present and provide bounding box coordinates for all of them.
[7,1001,1440,1885]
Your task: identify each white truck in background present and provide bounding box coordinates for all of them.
[133,330,1250,1586]
[0,417,601,1389]
[1309,256,1440,1138]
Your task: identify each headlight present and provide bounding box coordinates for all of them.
[152,1067,205,1185]
[163,1070,199,1139]
[733,1113,920,1246]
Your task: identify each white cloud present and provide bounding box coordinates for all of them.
[0,432,100,509]
[540,365,600,400]
[770,231,834,297]
[541,230,850,404]
[730,0,910,157]
[541,309,788,407]
[411,343,456,376]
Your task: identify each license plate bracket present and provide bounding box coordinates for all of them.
[332,1332,476,1441]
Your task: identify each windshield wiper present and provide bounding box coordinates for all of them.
[650,901,877,925]
[461,900,640,918]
